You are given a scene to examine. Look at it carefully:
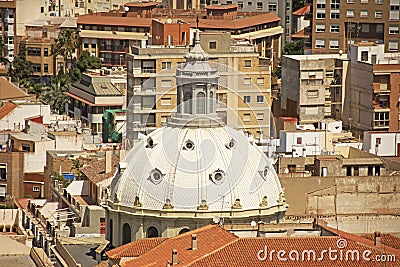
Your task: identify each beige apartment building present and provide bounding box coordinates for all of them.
[304,0,400,54]
[126,32,272,144]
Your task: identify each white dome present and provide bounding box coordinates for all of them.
[110,125,284,212]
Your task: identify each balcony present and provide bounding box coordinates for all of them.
[304,12,313,20]
[98,44,126,52]
[141,68,156,74]
[5,17,14,24]
[5,43,14,50]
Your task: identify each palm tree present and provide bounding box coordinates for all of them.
[70,158,84,179]
[41,77,69,114]
[51,28,79,72]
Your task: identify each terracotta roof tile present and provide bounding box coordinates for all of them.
[106,237,167,259]
[0,101,17,120]
[189,237,400,266]
[81,154,119,184]
[121,225,238,267]
[362,233,400,250]
[292,5,310,16]
[124,2,158,7]
[205,4,238,10]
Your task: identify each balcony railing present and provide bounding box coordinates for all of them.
[141,68,156,73]
[98,44,126,52]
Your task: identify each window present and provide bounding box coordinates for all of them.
[256,113,264,120]
[347,10,354,17]
[316,24,326,32]
[286,2,290,10]
[33,186,40,192]
[268,3,277,11]
[0,164,6,180]
[243,113,251,122]
[141,96,156,109]
[257,2,263,9]
[257,78,264,85]
[285,15,290,23]
[84,42,89,49]
[297,137,302,145]
[44,48,48,57]
[375,10,383,18]
[41,6,44,13]
[209,41,216,49]
[44,64,48,73]
[161,62,171,70]
[360,10,368,18]
[330,24,339,32]
[361,0,368,3]
[196,92,206,114]
[307,90,319,98]
[330,0,340,9]
[22,143,31,152]
[316,3,326,9]
[160,98,171,106]
[257,95,264,103]
[361,51,368,61]
[389,26,399,34]
[376,24,384,33]
[32,64,41,72]
[243,96,251,103]
[248,1,252,6]
[316,11,326,19]
[361,24,370,33]
[389,41,399,51]
[330,11,340,19]
[330,40,339,49]
[374,111,389,127]
[347,0,354,3]
[244,78,251,85]
[238,1,243,8]
[244,60,252,68]
[315,39,325,48]
[375,0,382,3]
[27,47,41,56]
[161,79,172,87]
[376,137,381,144]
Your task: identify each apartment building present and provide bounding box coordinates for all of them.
[76,5,283,68]
[280,53,349,124]
[0,0,16,64]
[22,17,77,84]
[126,32,272,144]
[77,13,150,67]
[304,0,400,54]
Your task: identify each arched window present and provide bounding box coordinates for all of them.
[122,223,131,244]
[184,92,192,114]
[179,228,190,235]
[146,226,159,238]
[109,219,113,244]
[196,92,206,114]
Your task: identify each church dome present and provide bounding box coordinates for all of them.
[110,124,285,212]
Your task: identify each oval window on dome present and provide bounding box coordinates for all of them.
[210,169,225,184]
[146,137,155,148]
[263,166,270,179]
[225,139,236,149]
[183,140,195,150]
[149,168,163,184]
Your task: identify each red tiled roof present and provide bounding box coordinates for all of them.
[189,236,400,266]
[292,29,309,39]
[106,237,167,259]
[121,225,238,267]
[124,2,158,7]
[81,154,119,184]
[205,4,238,10]
[292,5,310,16]
[0,101,17,120]
[362,234,400,250]
[77,14,152,27]
[15,198,31,210]
[185,13,280,30]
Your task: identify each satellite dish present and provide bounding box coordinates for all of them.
[212,216,221,224]
[124,6,129,12]
[250,220,257,227]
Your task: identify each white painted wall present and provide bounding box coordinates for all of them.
[0,104,50,131]
[24,139,55,173]
[280,131,324,157]
[363,131,400,156]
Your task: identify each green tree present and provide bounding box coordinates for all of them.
[41,76,69,114]
[0,37,9,66]
[51,28,79,72]
[273,40,304,79]
[69,50,102,82]
[8,43,34,87]
[70,158,84,179]
[292,0,305,11]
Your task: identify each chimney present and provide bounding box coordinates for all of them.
[105,150,112,174]
[374,231,381,246]
[172,249,178,265]
[191,234,197,250]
